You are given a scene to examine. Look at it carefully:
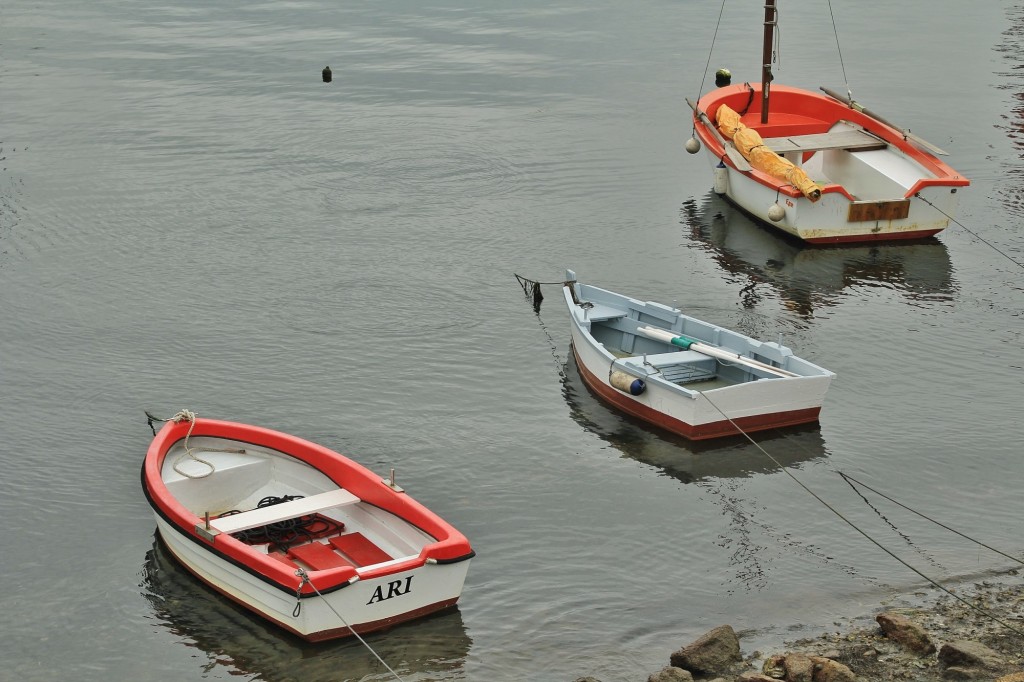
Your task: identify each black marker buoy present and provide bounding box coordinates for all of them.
[322,66,332,83]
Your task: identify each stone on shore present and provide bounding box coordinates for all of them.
[669,625,743,675]
[647,666,693,682]
[875,612,937,654]
[938,640,1004,669]
[760,651,855,682]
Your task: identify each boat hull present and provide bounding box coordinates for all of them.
[570,343,823,440]
[142,417,474,641]
[691,84,968,244]
[154,518,469,641]
[563,275,834,440]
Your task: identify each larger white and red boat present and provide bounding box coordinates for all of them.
[685,1,968,244]
[142,412,474,642]
[562,271,834,440]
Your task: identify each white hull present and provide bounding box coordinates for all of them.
[155,516,470,640]
[706,153,961,243]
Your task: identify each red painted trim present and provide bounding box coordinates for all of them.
[693,84,969,192]
[573,347,820,440]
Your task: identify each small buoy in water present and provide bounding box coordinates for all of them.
[685,137,701,154]
[610,371,646,396]
[322,66,332,83]
[768,202,786,222]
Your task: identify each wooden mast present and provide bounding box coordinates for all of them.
[761,0,777,124]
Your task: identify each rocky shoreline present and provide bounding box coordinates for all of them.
[576,573,1024,681]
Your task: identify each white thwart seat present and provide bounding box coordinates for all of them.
[209,489,360,534]
[581,303,626,321]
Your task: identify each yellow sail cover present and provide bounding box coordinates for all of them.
[715,104,822,201]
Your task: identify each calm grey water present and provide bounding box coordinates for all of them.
[2,0,1021,680]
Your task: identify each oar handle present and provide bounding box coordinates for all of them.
[637,326,797,378]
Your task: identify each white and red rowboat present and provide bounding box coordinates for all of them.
[685,1,969,244]
[142,414,474,642]
[563,271,835,440]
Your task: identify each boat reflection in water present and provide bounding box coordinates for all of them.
[140,535,472,681]
[680,192,956,319]
[561,354,828,482]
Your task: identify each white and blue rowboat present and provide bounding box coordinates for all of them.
[562,270,835,439]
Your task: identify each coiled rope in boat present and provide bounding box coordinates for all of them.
[145,409,244,480]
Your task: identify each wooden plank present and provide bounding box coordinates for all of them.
[763,129,887,154]
[847,199,911,222]
[287,541,355,570]
[209,488,359,534]
[582,303,625,321]
[330,532,393,566]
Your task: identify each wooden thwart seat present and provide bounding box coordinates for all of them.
[209,488,359,534]
[582,303,626,322]
[763,129,887,154]
[330,532,393,566]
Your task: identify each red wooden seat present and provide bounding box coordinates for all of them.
[287,541,355,570]
[266,551,300,569]
[329,532,392,566]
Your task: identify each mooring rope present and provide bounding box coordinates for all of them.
[294,568,405,682]
[515,273,566,312]
[914,192,1024,270]
[514,275,1024,635]
[838,472,1024,568]
[694,389,1024,638]
[145,409,244,479]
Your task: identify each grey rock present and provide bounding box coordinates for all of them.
[669,625,743,675]
[938,640,1003,669]
[647,667,693,682]
[876,612,937,655]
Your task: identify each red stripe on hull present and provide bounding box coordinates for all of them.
[164,540,459,642]
[573,347,820,440]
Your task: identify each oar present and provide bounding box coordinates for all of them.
[819,86,949,156]
[686,97,753,171]
[637,326,799,379]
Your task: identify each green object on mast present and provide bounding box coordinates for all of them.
[669,334,696,350]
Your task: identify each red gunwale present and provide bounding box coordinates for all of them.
[143,418,473,595]
[693,83,970,198]
[573,346,821,440]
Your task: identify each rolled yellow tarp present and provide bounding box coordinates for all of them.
[715,104,822,201]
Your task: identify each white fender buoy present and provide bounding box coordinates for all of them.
[610,371,646,396]
[713,162,728,195]
[768,202,785,222]
[685,137,701,154]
